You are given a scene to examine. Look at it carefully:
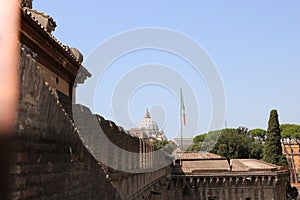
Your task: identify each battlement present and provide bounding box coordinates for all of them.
[10,44,171,199]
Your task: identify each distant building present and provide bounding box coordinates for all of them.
[170,151,289,200]
[282,141,300,192]
[129,109,167,143]
[173,137,193,149]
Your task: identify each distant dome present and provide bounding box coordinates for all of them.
[138,109,159,136]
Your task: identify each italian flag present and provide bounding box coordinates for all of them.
[180,88,186,126]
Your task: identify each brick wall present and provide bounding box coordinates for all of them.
[72,104,172,174]
[9,45,119,200]
[169,173,288,200]
[72,103,172,199]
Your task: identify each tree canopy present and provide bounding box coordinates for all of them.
[185,110,295,199]
[263,109,286,165]
[249,128,266,142]
[193,133,207,144]
[281,124,300,142]
[186,131,221,152]
[187,127,264,160]
[210,127,263,160]
[150,140,177,155]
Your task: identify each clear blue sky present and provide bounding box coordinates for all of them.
[34,1,300,139]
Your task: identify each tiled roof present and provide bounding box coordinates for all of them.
[22,9,67,50]
[174,151,225,160]
[230,159,278,172]
[181,160,230,173]
[21,8,90,71]
[23,8,57,28]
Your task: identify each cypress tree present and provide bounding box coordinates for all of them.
[263,109,286,165]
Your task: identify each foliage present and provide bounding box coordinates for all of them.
[210,127,263,160]
[150,140,169,149]
[188,127,264,160]
[201,130,222,152]
[263,109,287,165]
[281,124,300,141]
[249,140,264,159]
[185,110,298,199]
[186,142,202,152]
[186,131,222,152]
[186,133,207,152]
[249,128,266,142]
[150,140,177,155]
[193,133,207,144]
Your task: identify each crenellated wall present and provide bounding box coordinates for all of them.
[15,6,171,200]
[72,103,172,199]
[169,172,289,200]
[10,44,171,200]
[10,45,119,200]
[72,104,171,173]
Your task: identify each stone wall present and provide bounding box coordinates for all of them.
[71,101,172,199]
[169,172,289,200]
[110,168,170,200]
[10,44,172,200]
[38,63,70,98]
[9,45,119,199]
[72,104,172,173]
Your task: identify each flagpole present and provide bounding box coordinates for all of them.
[180,88,183,150]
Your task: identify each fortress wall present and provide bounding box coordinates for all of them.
[72,102,175,200]
[11,44,172,200]
[73,104,172,199]
[10,45,119,200]
[169,174,289,200]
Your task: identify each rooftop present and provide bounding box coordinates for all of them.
[230,159,279,172]
[182,160,230,173]
[172,152,284,175]
[174,151,226,160]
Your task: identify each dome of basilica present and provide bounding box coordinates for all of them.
[138,109,159,136]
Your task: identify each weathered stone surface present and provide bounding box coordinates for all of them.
[10,46,119,200]
[10,44,173,200]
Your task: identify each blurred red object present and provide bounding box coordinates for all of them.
[0,1,20,199]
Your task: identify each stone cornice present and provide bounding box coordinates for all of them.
[19,8,91,83]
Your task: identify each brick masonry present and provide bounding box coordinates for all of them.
[10,45,171,200]
[10,45,120,200]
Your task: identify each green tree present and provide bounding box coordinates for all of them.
[187,131,222,152]
[249,141,264,159]
[263,109,286,165]
[150,140,177,155]
[186,143,201,152]
[249,128,266,142]
[217,143,228,158]
[248,128,266,159]
[281,124,300,144]
[193,133,207,144]
[188,128,263,160]
[201,130,222,152]
[186,133,207,152]
[211,128,254,159]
